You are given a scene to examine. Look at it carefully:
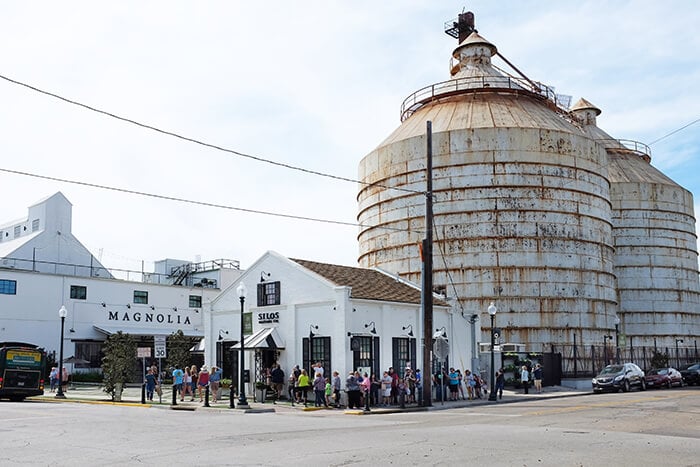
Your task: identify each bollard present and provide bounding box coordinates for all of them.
[141,383,146,404]
[172,384,177,406]
[229,385,235,409]
[204,385,210,407]
[399,390,405,409]
[364,389,371,412]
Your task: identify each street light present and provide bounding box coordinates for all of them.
[603,335,613,365]
[487,302,498,402]
[614,314,621,364]
[675,338,684,369]
[309,325,318,375]
[236,282,249,409]
[56,305,68,399]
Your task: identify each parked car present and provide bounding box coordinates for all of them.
[644,367,683,389]
[592,363,646,393]
[680,363,700,385]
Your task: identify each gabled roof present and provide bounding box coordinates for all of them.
[290,258,447,306]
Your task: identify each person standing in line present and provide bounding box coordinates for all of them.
[381,371,393,406]
[456,370,466,400]
[345,371,361,409]
[415,369,423,405]
[145,368,157,401]
[209,366,222,403]
[520,365,530,394]
[465,370,475,400]
[496,368,505,400]
[288,370,297,403]
[361,372,371,408]
[313,371,326,407]
[297,369,310,406]
[324,377,332,407]
[331,371,341,408]
[448,368,459,401]
[172,366,184,400]
[270,364,285,404]
[197,366,210,402]
[405,369,416,404]
[533,363,543,393]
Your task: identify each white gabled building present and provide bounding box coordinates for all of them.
[0,193,240,369]
[206,251,472,396]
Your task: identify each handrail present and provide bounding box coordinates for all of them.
[400,75,564,122]
[595,138,652,158]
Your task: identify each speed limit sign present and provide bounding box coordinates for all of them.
[154,335,167,359]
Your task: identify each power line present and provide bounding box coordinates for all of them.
[648,117,700,146]
[0,166,420,234]
[0,73,423,196]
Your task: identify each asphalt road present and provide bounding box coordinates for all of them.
[2,388,698,466]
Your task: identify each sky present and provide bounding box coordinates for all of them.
[1,1,699,274]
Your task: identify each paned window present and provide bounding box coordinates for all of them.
[0,279,17,295]
[189,295,202,308]
[70,285,87,300]
[257,281,281,306]
[302,336,331,377]
[392,337,417,374]
[133,290,148,304]
[351,336,380,377]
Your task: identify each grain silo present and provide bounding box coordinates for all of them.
[357,14,619,350]
[571,99,700,348]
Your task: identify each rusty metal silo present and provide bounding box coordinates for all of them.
[357,21,619,350]
[571,99,700,348]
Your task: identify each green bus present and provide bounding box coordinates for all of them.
[0,342,46,401]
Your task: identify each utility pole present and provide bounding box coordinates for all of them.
[421,121,434,407]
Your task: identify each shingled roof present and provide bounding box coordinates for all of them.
[290,258,447,306]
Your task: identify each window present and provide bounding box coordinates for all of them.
[351,336,380,378]
[189,295,202,308]
[392,337,417,374]
[31,219,40,232]
[74,342,102,368]
[257,281,281,306]
[302,336,331,378]
[0,279,17,295]
[133,290,148,304]
[70,285,87,300]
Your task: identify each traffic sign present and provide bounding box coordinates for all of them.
[137,347,151,358]
[433,337,449,360]
[154,335,167,359]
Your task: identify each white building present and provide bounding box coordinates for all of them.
[205,251,472,396]
[0,193,240,368]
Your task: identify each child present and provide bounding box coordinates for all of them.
[324,377,332,407]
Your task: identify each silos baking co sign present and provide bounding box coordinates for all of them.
[257,311,279,324]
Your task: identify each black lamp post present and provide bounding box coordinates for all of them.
[675,338,684,369]
[236,282,249,408]
[309,325,318,375]
[402,325,414,369]
[603,335,613,365]
[614,314,620,364]
[487,302,498,402]
[56,305,67,399]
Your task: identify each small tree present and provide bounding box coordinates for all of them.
[650,350,669,369]
[166,330,192,371]
[102,332,136,401]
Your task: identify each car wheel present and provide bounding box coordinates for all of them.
[623,379,630,392]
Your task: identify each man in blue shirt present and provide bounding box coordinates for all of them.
[172,366,184,400]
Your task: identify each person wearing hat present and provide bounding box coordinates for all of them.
[209,366,222,403]
[198,366,210,402]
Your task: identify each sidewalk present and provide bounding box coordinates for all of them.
[36,383,590,413]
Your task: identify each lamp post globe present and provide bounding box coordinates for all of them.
[56,305,68,399]
[487,302,498,401]
[236,282,249,408]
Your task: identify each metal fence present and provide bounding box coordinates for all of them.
[541,342,699,378]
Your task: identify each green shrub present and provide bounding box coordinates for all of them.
[71,371,103,383]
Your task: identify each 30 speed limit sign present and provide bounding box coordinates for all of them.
[154,335,167,359]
